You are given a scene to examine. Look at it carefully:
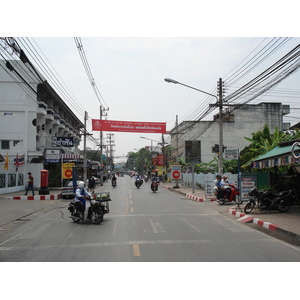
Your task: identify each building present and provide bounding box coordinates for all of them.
[170,102,290,165]
[0,59,84,194]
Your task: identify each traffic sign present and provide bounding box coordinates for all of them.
[171,164,181,180]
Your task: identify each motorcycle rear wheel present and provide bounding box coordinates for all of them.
[72,212,81,223]
[91,209,103,224]
[277,201,291,213]
[218,199,225,205]
[244,202,255,214]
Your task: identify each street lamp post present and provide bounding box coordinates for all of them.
[164,77,224,175]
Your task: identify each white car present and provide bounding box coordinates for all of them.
[61,180,84,199]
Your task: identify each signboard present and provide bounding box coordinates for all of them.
[205,181,215,198]
[92,119,166,134]
[241,176,256,199]
[171,164,181,180]
[157,154,164,166]
[224,149,239,160]
[45,149,60,163]
[62,163,74,179]
[51,137,74,147]
[185,140,201,164]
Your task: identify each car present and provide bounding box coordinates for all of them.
[61,180,84,199]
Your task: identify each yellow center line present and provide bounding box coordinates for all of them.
[133,244,140,256]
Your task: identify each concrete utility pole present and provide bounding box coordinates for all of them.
[106,133,115,172]
[83,111,88,183]
[99,105,108,168]
[218,78,224,175]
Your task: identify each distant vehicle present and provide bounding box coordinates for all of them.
[61,180,84,199]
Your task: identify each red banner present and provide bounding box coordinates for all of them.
[92,119,166,134]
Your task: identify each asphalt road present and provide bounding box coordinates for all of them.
[1,176,300,262]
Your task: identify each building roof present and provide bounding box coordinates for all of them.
[254,145,293,162]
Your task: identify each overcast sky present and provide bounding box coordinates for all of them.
[4,1,300,163]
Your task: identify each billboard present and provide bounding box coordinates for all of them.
[185,140,201,164]
[92,119,166,134]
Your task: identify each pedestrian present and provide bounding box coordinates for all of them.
[25,172,35,196]
[88,176,95,192]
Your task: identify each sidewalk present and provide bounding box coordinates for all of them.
[161,182,300,246]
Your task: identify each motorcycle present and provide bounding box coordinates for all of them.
[68,193,111,224]
[244,187,293,214]
[135,179,142,188]
[151,180,159,192]
[112,180,117,188]
[217,183,242,205]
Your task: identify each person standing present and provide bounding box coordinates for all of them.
[25,172,35,196]
[88,176,96,192]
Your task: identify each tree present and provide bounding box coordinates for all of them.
[240,125,300,170]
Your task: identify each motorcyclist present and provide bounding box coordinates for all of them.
[111,173,117,186]
[213,175,223,200]
[75,182,92,220]
[151,174,159,190]
[135,173,143,185]
[221,175,231,199]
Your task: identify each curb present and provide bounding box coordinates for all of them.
[186,193,216,202]
[6,194,62,200]
[228,208,279,231]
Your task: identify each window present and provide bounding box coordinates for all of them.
[18,173,24,186]
[1,140,9,150]
[8,174,16,187]
[0,174,5,188]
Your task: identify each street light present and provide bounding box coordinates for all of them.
[140,136,161,152]
[164,77,224,174]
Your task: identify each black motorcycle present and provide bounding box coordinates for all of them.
[151,180,159,192]
[112,180,117,188]
[135,179,142,188]
[244,187,294,214]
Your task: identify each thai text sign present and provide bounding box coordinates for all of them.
[92,119,166,134]
[52,137,74,147]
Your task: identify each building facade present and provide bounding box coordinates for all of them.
[170,102,290,166]
[0,59,84,194]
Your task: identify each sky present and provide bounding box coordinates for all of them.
[3,1,300,163]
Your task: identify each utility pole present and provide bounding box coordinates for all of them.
[106,133,115,172]
[218,78,224,175]
[99,105,108,173]
[83,111,88,183]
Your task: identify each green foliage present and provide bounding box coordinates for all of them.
[241,124,300,170]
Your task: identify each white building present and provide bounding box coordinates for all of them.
[171,102,290,165]
[0,59,84,194]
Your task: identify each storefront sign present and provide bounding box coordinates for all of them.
[51,137,74,147]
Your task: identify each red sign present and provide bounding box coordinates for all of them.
[92,119,166,134]
[172,170,181,179]
[157,154,164,166]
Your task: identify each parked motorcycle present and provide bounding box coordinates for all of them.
[135,179,142,188]
[68,192,111,224]
[217,183,242,205]
[244,187,293,214]
[151,180,159,192]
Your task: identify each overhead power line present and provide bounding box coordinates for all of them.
[74,37,109,109]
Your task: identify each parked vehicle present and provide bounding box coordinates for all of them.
[151,180,158,192]
[244,187,294,214]
[68,192,111,224]
[217,183,242,205]
[61,180,84,199]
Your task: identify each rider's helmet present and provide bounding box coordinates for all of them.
[78,182,85,189]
